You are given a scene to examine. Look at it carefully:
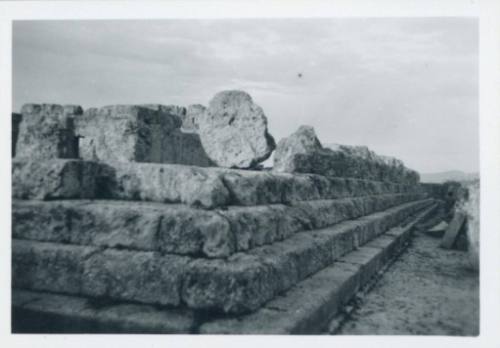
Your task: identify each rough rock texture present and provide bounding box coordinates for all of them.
[75,105,213,166]
[198,91,276,168]
[15,104,81,159]
[12,195,427,259]
[12,113,22,157]
[13,200,235,258]
[100,162,230,209]
[12,199,433,314]
[274,126,419,184]
[12,159,105,200]
[13,158,420,208]
[182,104,206,132]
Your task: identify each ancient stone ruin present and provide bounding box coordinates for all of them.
[11,90,439,334]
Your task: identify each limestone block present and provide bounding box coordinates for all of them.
[16,104,81,159]
[82,249,189,306]
[102,162,230,208]
[12,159,104,200]
[12,239,98,294]
[76,105,180,163]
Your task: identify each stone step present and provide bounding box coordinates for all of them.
[11,203,436,334]
[13,159,424,209]
[13,194,427,259]
[12,199,434,314]
[12,290,196,333]
[199,203,437,334]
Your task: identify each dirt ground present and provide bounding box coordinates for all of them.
[336,228,479,336]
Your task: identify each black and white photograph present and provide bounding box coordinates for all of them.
[1,0,500,346]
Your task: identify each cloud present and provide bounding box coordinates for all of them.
[13,18,478,173]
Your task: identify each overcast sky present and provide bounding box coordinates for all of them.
[13,18,478,173]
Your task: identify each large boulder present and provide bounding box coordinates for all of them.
[273,126,323,173]
[75,105,213,167]
[198,91,276,169]
[15,104,81,159]
[274,126,419,185]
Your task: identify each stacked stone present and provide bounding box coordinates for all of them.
[75,104,214,167]
[12,157,434,332]
[273,126,420,185]
[12,92,435,334]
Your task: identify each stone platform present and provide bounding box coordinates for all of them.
[12,158,435,333]
[13,202,436,333]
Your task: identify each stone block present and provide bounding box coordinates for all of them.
[13,200,235,258]
[12,240,98,295]
[82,249,189,306]
[76,105,213,166]
[101,162,230,208]
[12,159,105,200]
[16,104,81,159]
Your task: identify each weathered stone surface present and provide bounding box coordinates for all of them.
[12,240,189,307]
[199,262,361,334]
[274,125,419,184]
[13,156,419,208]
[182,104,206,132]
[181,199,433,313]
[13,195,427,258]
[12,239,98,294]
[199,203,437,333]
[12,113,22,157]
[198,90,276,168]
[76,105,213,166]
[12,290,195,333]
[12,199,434,314]
[13,200,235,258]
[76,105,178,162]
[12,159,105,200]
[273,125,322,173]
[82,249,189,306]
[15,104,81,159]
[101,162,229,208]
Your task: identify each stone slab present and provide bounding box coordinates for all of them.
[12,290,195,333]
[12,240,190,307]
[100,161,230,209]
[12,159,105,200]
[13,196,430,258]
[12,158,421,208]
[441,211,467,249]
[12,240,99,295]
